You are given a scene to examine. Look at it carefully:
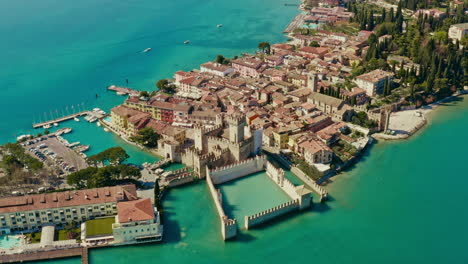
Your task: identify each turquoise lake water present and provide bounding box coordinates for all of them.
[29,96,468,264]
[3,0,468,263]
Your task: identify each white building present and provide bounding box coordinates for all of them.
[112,198,163,245]
[354,69,394,97]
[448,23,468,41]
[200,62,235,77]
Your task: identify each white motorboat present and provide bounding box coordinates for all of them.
[104,128,109,132]
[74,117,80,122]
[143,48,152,53]
[97,122,101,127]
[184,40,190,44]
[53,123,59,127]
[43,124,51,129]
[217,24,223,27]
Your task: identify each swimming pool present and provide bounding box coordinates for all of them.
[0,235,22,249]
[103,117,112,123]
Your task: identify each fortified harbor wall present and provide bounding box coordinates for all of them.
[206,171,237,240]
[291,166,328,202]
[244,200,299,230]
[210,155,266,184]
[165,168,195,188]
[206,156,313,238]
[243,162,312,230]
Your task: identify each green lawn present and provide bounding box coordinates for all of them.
[85,217,115,237]
[25,232,41,243]
[55,228,80,241]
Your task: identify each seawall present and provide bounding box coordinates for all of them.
[210,155,266,184]
[291,166,328,202]
[206,169,237,240]
[244,199,300,230]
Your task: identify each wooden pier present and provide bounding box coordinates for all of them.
[0,247,88,263]
[33,111,90,129]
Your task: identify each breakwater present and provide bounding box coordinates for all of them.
[206,156,312,238]
[290,166,328,201]
[206,169,237,240]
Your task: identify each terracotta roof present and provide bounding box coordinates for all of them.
[112,105,147,118]
[0,185,137,214]
[117,198,155,223]
[355,69,394,83]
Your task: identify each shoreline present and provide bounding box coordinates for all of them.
[372,91,468,141]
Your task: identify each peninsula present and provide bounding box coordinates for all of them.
[0,0,467,262]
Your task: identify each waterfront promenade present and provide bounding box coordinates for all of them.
[0,247,87,263]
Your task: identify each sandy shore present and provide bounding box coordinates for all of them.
[373,90,468,140]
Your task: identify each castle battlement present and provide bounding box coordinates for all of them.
[226,114,245,124]
[205,124,223,134]
[246,200,299,220]
[210,155,265,173]
[207,136,234,146]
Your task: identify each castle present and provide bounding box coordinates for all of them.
[160,113,262,178]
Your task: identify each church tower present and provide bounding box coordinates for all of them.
[307,72,318,92]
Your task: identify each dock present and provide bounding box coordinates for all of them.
[0,247,88,263]
[107,85,139,96]
[283,13,306,33]
[33,111,106,129]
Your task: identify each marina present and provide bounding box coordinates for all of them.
[32,111,106,129]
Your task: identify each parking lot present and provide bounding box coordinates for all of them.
[22,136,89,176]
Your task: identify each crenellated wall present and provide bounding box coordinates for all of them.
[165,168,195,188]
[209,155,266,184]
[291,166,328,202]
[206,169,238,240]
[244,199,300,230]
[265,161,312,209]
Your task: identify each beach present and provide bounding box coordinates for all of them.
[373,90,468,140]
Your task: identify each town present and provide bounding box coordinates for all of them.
[0,0,467,262]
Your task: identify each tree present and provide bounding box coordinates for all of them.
[154,179,161,209]
[215,54,225,64]
[258,42,271,54]
[156,79,169,90]
[130,127,160,148]
[140,91,150,98]
[309,41,320,47]
[44,130,50,135]
[67,164,141,189]
[87,147,129,166]
[67,167,99,188]
[156,79,175,94]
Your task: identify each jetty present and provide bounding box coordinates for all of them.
[107,85,139,96]
[283,13,305,33]
[0,247,88,263]
[33,111,106,129]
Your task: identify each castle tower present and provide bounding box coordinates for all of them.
[227,114,245,143]
[194,125,204,151]
[307,72,318,92]
[215,113,223,126]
